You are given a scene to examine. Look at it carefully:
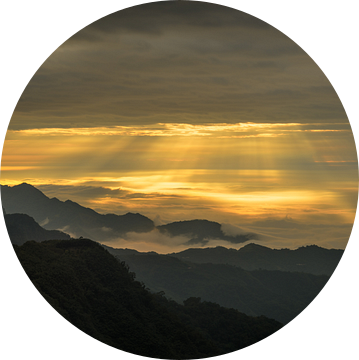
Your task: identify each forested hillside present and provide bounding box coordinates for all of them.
[107,247,329,324]
[14,239,282,359]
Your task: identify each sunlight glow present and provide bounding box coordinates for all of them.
[9,122,350,138]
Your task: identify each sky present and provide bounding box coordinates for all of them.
[1,1,357,250]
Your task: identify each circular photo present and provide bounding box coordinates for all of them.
[1,1,358,359]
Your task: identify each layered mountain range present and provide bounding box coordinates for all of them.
[2,183,343,276]
[1,183,255,245]
[104,245,330,324]
[1,183,154,241]
[3,202,341,324]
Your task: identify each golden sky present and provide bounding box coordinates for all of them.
[1,2,357,250]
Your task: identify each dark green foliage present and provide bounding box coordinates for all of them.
[182,300,282,353]
[155,295,282,355]
[14,239,282,359]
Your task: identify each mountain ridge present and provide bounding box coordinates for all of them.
[14,238,282,358]
[170,243,343,275]
[1,183,155,241]
[105,244,330,324]
[4,206,342,278]
[4,213,71,245]
[105,243,343,276]
[158,219,256,245]
[1,183,257,245]
[2,184,345,265]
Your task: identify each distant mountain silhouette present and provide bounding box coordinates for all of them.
[1,183,258,245]
[105,245,329,324]
[104,243,343,277]
[158,219,256,245]
[170,243,344,276]
[4,213,70,245]
[1,183,154,241]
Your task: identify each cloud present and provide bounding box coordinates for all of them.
[203,239,251,249]
[101,227,112,232]
[100,223,257,253]
[37,184,129,201]
[39,217,50,227]
[221,223,251,237]
[239,216,354,249]
[56,225,77,238]
[2,1,355,253]
[13,122,350,136]
[153,215,164,226]
[66,2,271,44]
[251,216,301,229]
[101,228,193,254]
[9,2,349,131]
